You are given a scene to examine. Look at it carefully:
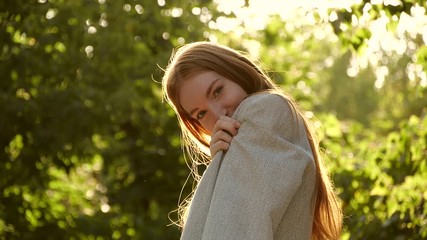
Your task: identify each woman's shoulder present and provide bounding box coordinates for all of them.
[232,91,301,132]
[233,91,290,117]
[246,91,285,104]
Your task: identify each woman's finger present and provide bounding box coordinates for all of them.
[210,140,230,157]
[213,116,240,136]
[209,116,241,157]
[211,130,233,145]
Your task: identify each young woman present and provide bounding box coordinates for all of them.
[162,41,342,239]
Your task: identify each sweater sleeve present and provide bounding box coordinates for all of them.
[199,93,316,239]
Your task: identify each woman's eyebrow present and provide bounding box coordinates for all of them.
[205,78,219,98]
[188,78,219,116]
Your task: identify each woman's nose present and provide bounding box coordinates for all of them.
[210,104,227,120]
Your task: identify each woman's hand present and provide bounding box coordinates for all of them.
[210,116,241,158]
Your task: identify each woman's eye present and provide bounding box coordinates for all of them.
[197,111,206,120]
[213,86,223,97]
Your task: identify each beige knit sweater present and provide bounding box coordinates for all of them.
[181,93,317,240]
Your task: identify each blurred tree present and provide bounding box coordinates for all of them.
[323,1,427,239]
[209,1,427,239]
[329,0,427,127]
[317,52,380,125]
[0,0,217,239]
[319,112,427,239]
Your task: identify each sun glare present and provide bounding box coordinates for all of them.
[213,0,427,88]
[213,0,360,36]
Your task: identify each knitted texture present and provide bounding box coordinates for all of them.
[181,93,316,240]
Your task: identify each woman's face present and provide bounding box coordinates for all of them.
[179,71,248,135]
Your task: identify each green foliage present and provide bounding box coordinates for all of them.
[416,45,427,71]
[320,113,427,239]
[0,0,214,239]
[331,0,427,52]
[224,3,427,238]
